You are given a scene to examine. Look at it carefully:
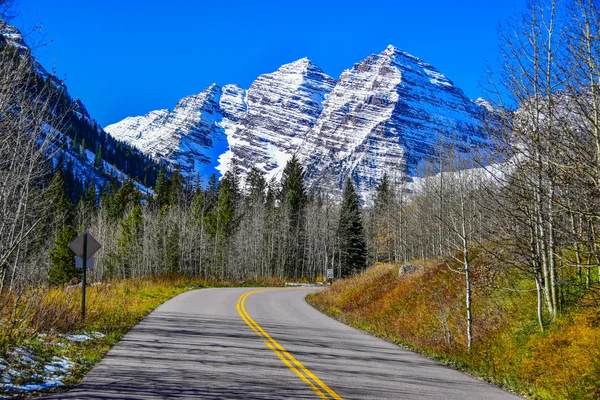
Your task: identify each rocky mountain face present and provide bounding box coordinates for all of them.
[105,45,491,195]
[105,84,234,178]
[218,58,336,181]
[298,45,489,192]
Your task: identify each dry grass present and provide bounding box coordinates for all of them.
[0,275,284,397]
[308,263,600,400]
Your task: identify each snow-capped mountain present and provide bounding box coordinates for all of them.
[299,45,489,192]
[105,84,236,178]
[217,58,336,181]
[105,46,491,194]
[0,21,66,90]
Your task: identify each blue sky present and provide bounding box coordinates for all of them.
[14,0,524,127]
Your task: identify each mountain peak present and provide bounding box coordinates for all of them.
[381,44,421,62]
[106,46,487,196]
[383,44,399,55]
[278,57,323,75]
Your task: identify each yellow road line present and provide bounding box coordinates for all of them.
[236,290,343,400]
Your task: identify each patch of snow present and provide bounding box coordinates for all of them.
[1,349,75,394]
[63,331,105,342]
[423,68,453,87]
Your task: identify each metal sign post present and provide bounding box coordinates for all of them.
[69,232,101,322]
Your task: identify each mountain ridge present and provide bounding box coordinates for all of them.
[0,20,160,193]
[105,45,491,194]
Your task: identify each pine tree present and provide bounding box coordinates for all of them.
[217,170,239,241]
[100,180,119,212]
[48,226,78,285]
[111,179,142,219]
[280,156,307,277]
[281,156,306,222]
[246,167,267,203]
[337,178,367,277]
[80,138,86,158]
[46,170,75,229]
[154,168,171,209]
[204,170,239,273]
[170,165,185,206]
[206,174,219,208]
[83,184,97,213]
[94,146,103,170]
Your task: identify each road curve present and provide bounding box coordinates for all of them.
[51,288,522,399]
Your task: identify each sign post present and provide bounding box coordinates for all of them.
[69,232,101,321]
[82,233,87,321]
[326,268,334,285]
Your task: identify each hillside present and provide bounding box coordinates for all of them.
[308,263,600,399]
[0,21,160,192]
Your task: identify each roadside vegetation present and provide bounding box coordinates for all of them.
[308,262,600,399]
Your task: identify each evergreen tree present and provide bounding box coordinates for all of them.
[111,179,142,219]
[170,165,185,206]
[94,146,103,170]
[206,173,219,208]
[280,156,307,277]
[48,226,78,285]
[337,178,367,277]
[82,184,97,213]
[80,138,86,158]
[281,156,306,222]
[154,168,171,209]
[204,170,239,272]
[46,170,75,229]
[72,135,80,155]
[100,180,119,212]
[217,170,240,240]
[246,167,267,203]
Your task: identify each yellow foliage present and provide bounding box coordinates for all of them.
[308,263,600,399]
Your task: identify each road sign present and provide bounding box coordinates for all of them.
[326,269,334,279]
[68,232,101,322]
[69,232,101,260]
[75,256,94,270]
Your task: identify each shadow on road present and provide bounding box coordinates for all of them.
[46,290,520,400]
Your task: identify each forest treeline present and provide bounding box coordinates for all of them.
[2,0,600,342]
[38,156,368,290]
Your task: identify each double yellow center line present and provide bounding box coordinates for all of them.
[236,290,343,400]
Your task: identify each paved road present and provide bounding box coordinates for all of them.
[52,288,522,399]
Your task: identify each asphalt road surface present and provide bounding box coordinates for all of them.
[51,288,522,399]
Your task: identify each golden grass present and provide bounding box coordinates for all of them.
[0,275,284,396]
[308,263,600,400]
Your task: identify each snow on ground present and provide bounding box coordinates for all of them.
[0,349,74,394]
[62,331,105,343]
[1,331,106,395]
[284,282,326,287]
